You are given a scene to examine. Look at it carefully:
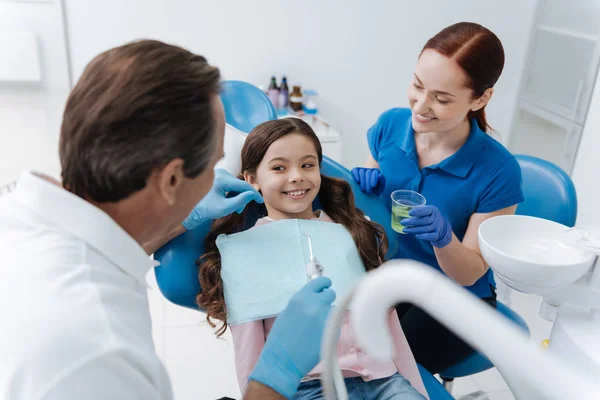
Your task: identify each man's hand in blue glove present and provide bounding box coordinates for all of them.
[351,167,386,195]
[182,169,263,230]
[401,205,454,248]
[249,277,336,399]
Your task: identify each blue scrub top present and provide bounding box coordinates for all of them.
[368,108,524,298]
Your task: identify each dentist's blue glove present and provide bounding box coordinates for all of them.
[182,169,263,230]
[351,167,387,195]
[249,277,336,399]
[401,205,453,248]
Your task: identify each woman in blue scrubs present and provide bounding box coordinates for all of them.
[352,22,524,374]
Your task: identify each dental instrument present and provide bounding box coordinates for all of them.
[304,232,324,280]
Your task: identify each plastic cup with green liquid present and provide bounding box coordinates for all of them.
[390,190,426,234]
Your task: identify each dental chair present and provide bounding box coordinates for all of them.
[220,80,278,133]
[438,154,576,392]
[154,80,453,399]
[514,154,577,227]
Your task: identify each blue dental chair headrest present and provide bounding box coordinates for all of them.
[220,80,278,133]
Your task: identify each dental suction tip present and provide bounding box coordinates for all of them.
[302,232,314,259]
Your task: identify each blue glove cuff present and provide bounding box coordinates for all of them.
[432,218,453,248]
[248,353,303,399]
[182,205,205,230]
[373,173,386,196]
[181,217,196,231]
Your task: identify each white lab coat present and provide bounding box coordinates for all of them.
[0,171,172,400]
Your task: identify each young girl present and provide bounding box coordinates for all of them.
[197,118,428,400]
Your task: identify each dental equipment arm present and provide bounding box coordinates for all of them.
[337,260,600,400]
[322,286,357,400]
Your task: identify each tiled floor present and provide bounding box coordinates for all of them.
[3,88,556,399]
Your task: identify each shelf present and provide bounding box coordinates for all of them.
[517,97,581,130]
[510,107,578,174]
[538,25,598,42]
[278,113,341,143]
[519,93,583,127]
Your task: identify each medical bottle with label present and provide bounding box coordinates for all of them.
[290,85,303,112]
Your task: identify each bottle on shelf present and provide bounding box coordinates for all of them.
[290,85,303,112]
[267,76,280,109]
[279,76,289,109]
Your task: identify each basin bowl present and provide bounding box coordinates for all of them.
[478,215,596,295]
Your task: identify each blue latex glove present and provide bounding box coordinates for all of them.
[182,168,263,230]
[249,277,336,399]
[401,205,453,248]
[351,167,387,195]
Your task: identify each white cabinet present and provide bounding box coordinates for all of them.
[509,0,600,174]
[572,67,600,227]
[510,102,584,173]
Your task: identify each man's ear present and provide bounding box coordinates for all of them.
[155,158,186,206]
[243,171,260,192]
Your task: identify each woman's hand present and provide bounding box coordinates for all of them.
[351,167,386,195]
[401,205,453,248]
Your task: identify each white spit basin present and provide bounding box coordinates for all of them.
[478,215,596,295]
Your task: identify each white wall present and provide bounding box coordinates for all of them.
[572,67,600,226]
[0,1,71,185]
[65,0,536,167]
[0,1,70,89]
